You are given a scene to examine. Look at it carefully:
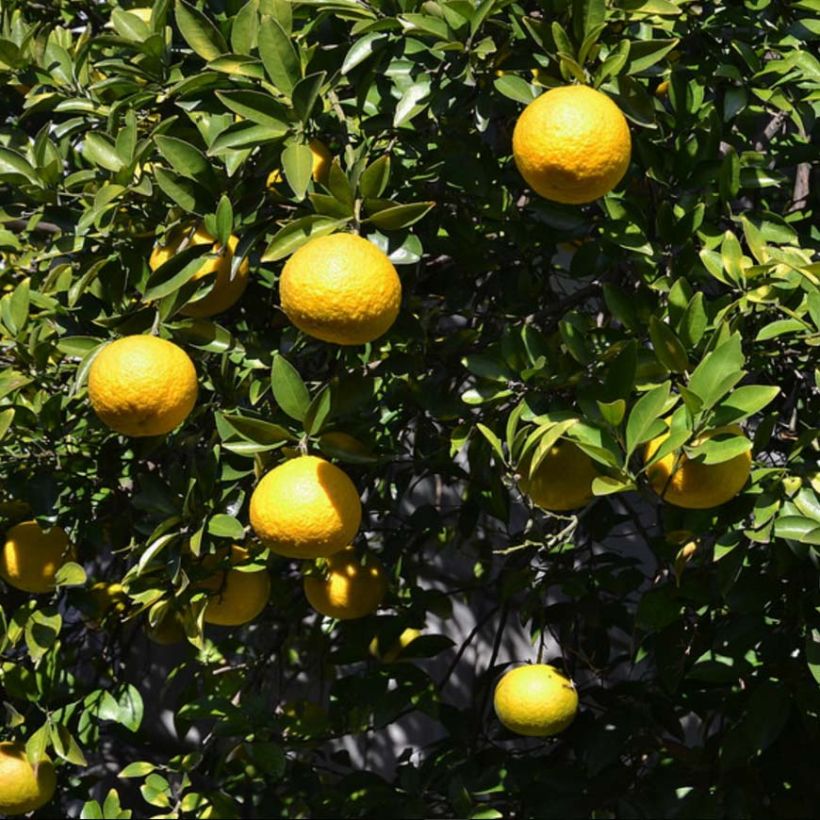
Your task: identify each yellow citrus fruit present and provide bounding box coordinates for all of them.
[304,549,387,620]
[493,664,579,737]
[249,455,361,559]
[369,627,421,662]
[198,545,271,626]
[279,233,402,346]
[655,80,670,98]
[149,225,249,318]
[89,582,127,616]
[518,440,599,511]
[266,139,332,188]
[88,335,198,437]
[0,741,57,816]
[645,424,752,509]
[146,610,186,645]
[512,85,631,204]
[0,521,73,594]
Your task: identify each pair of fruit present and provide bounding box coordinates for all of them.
[521,427,752,513]
[151,226,401,347]
[250,455,387,620]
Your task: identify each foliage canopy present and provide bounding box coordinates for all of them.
[0,0,818,817]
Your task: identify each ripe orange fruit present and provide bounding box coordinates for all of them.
[88,335,198,437]
[149,224,249,318]
[0,521,74,594]
[645,424,752,509]
[249,455,361,559]
[512,85,631,204]
[267,139,332,188]
[518,441,599,511]
[304,549,387,620]
[198,545,271,626]
[279,233,402,345]
[0,741,57,815]
[493,664,578,737]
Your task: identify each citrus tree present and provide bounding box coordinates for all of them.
[1,0,819,817]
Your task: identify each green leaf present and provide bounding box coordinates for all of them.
[678,292,707,348]
[271,355,311,422]
[720,230,745,286]
[81,801,104,820]
[261,216,346,262]
[119,761,156,779]
[493,75,539,103]
[342,32,387,74]
[773,516,820,545]
[592,474,635,496]
[686,432,751,465]
[597,399,626,427]
[476,423,505,462]
[367,202,435,230]
[154,136,217,190]
[755,319,808,341]
[154,167,211,213]
[0,147,43,187]
[394,79,430,128]
[596,40,630,84]
[208,514,246,539]
[807,629,820,686]
[551,21,574,56]
[625,381,671,458]
[231,0,259,54]
[216,414,294,447]
[112,8,151,41]
[215,90,291,129]
[54,561,87,587]
[528,419,579,476]
[208,122,288,155]
[303,386,332,436]
[214,195,233,247]
[208,55,266,79]
[711,385,780,426]
[281,141,314,199]
[687,335,745,410]
[649,316,689,373]
[572,0,606,41]
[0,407,14,441]
[143,241,212,301]
[25,608,62,663]
[175,0,227,60]
[258,15,300,94]
[359,155,391,199]
[625,39,679,73]
[293,71,326,123]
[83,134,125,172]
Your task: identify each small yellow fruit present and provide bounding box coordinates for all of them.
[146,610,186,645]
[149,225,249,318]
[0,741,57,816]
[518,441,599,512]
[88,335,198,437]
[369,627,421,662]
[249,455,361,559]
[493,664,578,737]
[512,85,631,204]
[304,549,387,620]
[198,545,271,626]
[655,80,670,98]
[645,424,752,509]
[266,139,332,189]
[0,521,73,594]
[280,233,402,346]
[89,582,127,616]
